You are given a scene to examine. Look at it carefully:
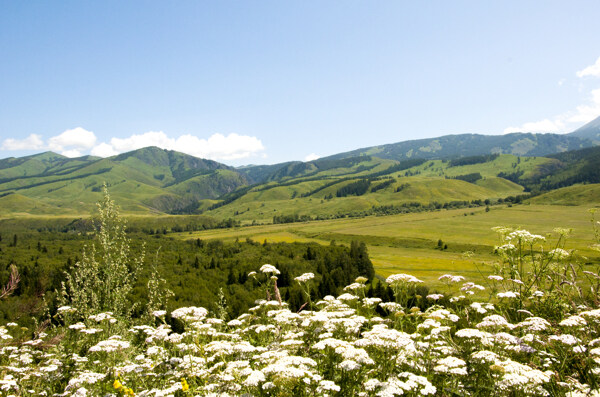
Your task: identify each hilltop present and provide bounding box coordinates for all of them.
[0,147,247,215]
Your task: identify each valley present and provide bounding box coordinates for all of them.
[1,121,599,290]
[173,203,599,287]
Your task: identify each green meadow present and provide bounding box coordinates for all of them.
[175,203,600,288]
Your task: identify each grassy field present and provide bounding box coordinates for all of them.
[175,204,600,288]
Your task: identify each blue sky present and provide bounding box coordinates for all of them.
[1,1,600,165]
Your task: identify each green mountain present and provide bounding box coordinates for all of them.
[204,154,547,222]
[569,116,600,144]
[319,132,593,162]
[206,144,600,223]
[1,126,599,218]
[0,147,248,215]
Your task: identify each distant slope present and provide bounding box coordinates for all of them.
[238,156,380,184]
[320,133,593,162]
[528,184,600,205]
[570,115,600,144]
[203,154,529,222]
[237,162,297,184]
[0,193,64,215]
[515,146,600,192]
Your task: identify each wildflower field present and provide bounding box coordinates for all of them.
[2,211,600,397]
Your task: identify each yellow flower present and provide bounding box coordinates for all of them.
[181,378,189,391]
[113,380,134,396]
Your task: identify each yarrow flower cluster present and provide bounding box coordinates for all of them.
[260,264,280,275]
[439,274,465,283]
[295,273,314,283]
[506,230,545,244]
[386,273,423,284]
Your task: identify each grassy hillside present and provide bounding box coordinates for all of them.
[0,144,596,218]
[0,147,248,215]
[528,184,600,205]
[203,154,532,222]
[501,146,600,193]
[0,193,65,216]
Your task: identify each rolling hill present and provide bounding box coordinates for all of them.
[203,154,538,222]
[0,123,599,218]
[0,147,249,214]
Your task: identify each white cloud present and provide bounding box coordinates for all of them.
[503,119,565,134]
[565,88,600,123]
[304,153,320,161]
[91,131,265,161]
[90,143,119,157]
[109,131,174,152]
[503,57,600,134]
[0,128,265,162]
[61,149,83,158]
[173,133,265,160]
[1,134,45,151]
[48,127,97,155]
[576,56,600,78]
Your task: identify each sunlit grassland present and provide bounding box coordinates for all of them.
[205,176,525,222]
[412,154,552,179]
[176,204,600,286]
[529,184,600,205]
[3,201,597,288]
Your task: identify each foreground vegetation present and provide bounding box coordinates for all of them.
[1,190,600,396]
[1,224,600,395]
[0,224,377,326]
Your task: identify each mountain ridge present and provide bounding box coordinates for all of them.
[0,125,598,216]
[318,132,594,163]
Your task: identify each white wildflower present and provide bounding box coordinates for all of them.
[260,264,280,275]
[549,334,580,346]
[433,356,468,375]
[477,315,513,329]
[427,294,444,301]
[317,380,340,393]
[386,274,423,284]
[560,315,587,327]
[549,248,570,260]
[439,274,465,283]
[506,230,545,244]
[497,291,520,299]
[295,273,314,283]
